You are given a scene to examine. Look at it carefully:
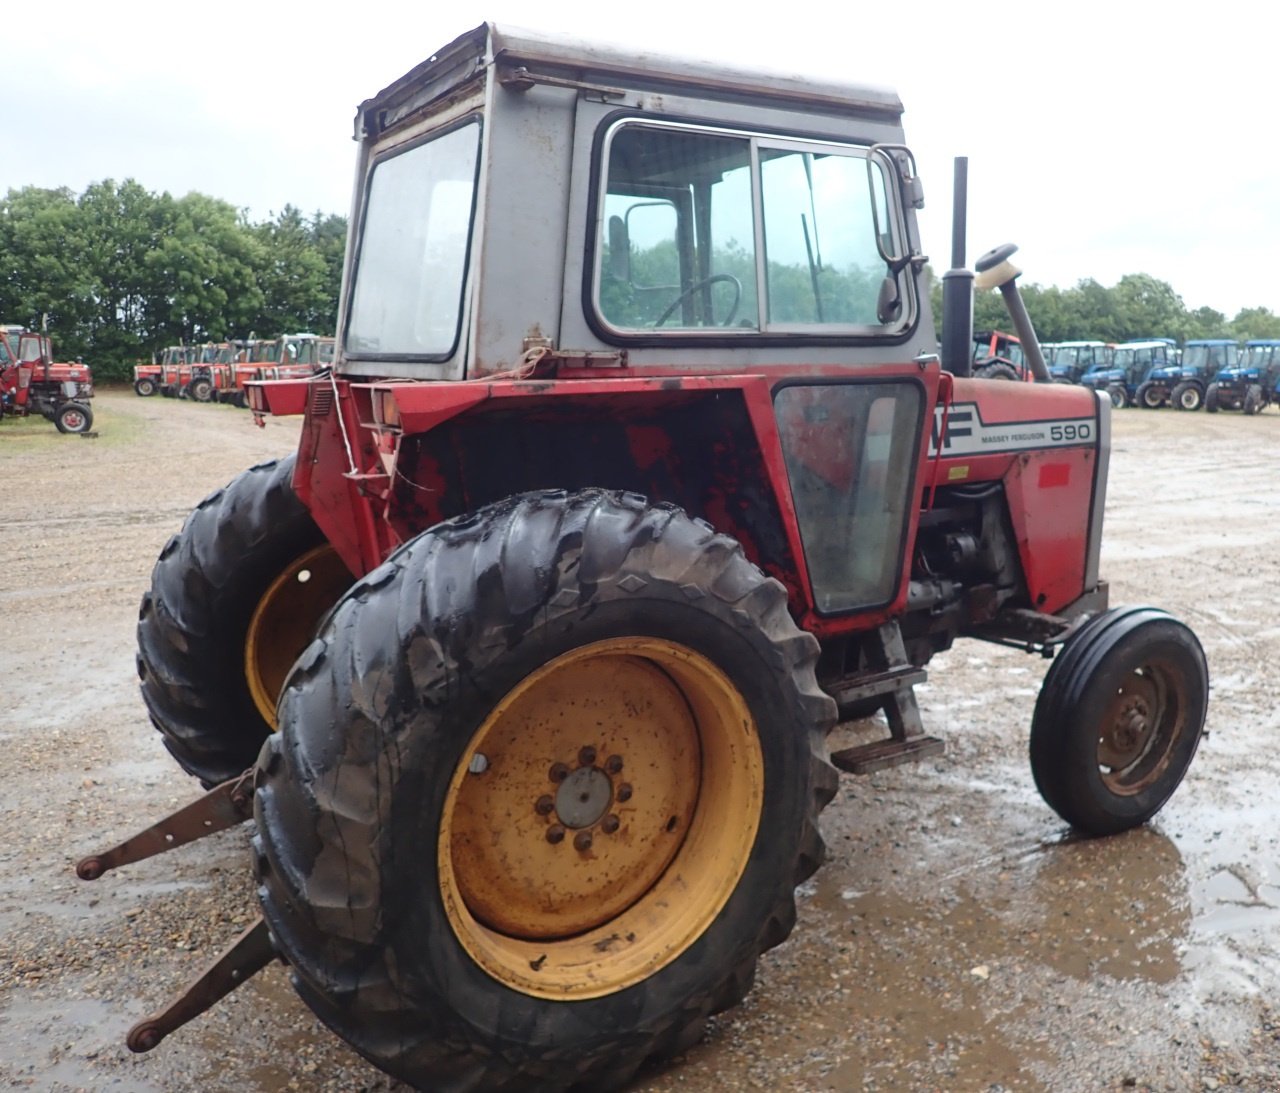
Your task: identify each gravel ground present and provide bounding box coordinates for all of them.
[3,389,1280,1092]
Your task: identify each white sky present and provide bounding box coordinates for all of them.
[5,0,1277,318]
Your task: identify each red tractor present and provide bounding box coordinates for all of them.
[81,25,1208,1090]
[0,327,94,433]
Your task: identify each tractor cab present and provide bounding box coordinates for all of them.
[1082,339,1173,407]
[1207,339,1280,413]
[1048,340,1110,384]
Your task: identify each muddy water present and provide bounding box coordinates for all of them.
[4,393,1280,1091]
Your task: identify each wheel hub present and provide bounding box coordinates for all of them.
[554,765,613,829]
[1098,675,1159,773]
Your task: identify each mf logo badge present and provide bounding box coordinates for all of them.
[930,402,1095,457]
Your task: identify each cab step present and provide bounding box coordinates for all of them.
[830,735,946,775]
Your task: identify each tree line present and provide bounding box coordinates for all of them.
[949,270,1280,345]
[0,181,346,382]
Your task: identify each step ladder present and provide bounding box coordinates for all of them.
[826,620,944,775]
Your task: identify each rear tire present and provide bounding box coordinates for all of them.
[254,489,838,1091]
[1171,381,1202,411]
[137,455,353,785]
[975,362,1020,381]
[1030,607,1207,836]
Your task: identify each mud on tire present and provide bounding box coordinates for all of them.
[254,489,839,1092]
[137,455,351,786]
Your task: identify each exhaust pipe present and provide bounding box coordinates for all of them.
[974,243,1051,383]
[940,157,974,378]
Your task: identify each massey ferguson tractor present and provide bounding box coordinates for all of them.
[0,327,94,433]
[80,24,1209,1091]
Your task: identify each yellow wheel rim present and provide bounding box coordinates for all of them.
[244,545,352,729]
[439,637,764,1000]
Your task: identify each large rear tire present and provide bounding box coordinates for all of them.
[1030,607,1207,836]
[254,489,838,1091]
[137,455,354,785]
[975,361,1020,381]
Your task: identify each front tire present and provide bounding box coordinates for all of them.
[1171,381,1202,411]
[1136,382,1164,409]
[254,489,838,1091]
[137,455,354,785]
[188,377,214,403]
[1030,607,1207,836]
[1205,383,1220,412]
[1244,384,1263,415]
[134,377,157,397]
[55,402,93,433]
[1107,384,1128,409]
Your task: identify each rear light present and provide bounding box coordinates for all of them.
[374,389,401,430]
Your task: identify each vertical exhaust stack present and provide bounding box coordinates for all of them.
[940,158,974,378]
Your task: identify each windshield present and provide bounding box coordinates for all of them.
[596,121,908,334]
[1243,345,1279,368]
[346,120,481,358]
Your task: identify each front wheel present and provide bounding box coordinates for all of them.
[1136,382,1164,409]
[1171,381,1202,411]
[254,489,838,1091]
[55,402,93,434]
[1030,607,1207,836]
[1244,384,1263,415]
[1205,383,1220,412]
[134,377,157,397]
[1107,384,1128,409]
[188,377,214,403]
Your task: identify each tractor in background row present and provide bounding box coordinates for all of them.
[0,327,94,433]
[1047,340,1111,384]
[1080,339,1176,407]
[79,24,1209,1091]
[1206,339,1280,413]
[1137,337,1236,411]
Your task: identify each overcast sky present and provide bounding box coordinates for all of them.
[5,0,1277,319]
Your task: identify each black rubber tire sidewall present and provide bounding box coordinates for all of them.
[1030,608,1207,836]
[54,402,93,433]
[137,455,334,785]
[255,489,837,1091]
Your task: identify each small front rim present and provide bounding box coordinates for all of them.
[439,637,765,1000]
[60,408,87,432]
[244,545,352,728]
[1096,658,1188,796]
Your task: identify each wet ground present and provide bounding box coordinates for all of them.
[3,390,1279,1092]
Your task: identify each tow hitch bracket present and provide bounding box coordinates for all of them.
[127,917,277,1052]
[75,769,255,881]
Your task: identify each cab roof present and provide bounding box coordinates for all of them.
[356,22,905,139]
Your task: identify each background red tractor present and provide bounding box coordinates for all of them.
[0,327,94,433]
[82,24,1208,1090]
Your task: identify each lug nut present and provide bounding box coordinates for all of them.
[578,745,597,767]
[601,814,620,834]
[546,825,565,845]
[549,763,569,783]
[617,783,633,802]
[574,831,593,852]
[605,754,623,774]
[535,795,555,816]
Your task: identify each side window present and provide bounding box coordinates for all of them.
[760,149,890,326]
[594,122,910,337]
[600,127,756,330]
[774,382,923,612]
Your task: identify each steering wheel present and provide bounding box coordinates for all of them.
[654,274,742,327]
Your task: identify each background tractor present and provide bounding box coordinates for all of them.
[1047,339,1111,384]
[1081,339,1176,407]
[1206,339,1280,414]
[81,24,1209,1091]
[0,328,94,433]
[1165,338,1237,411]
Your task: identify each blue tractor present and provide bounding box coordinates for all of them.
[1141,338,1238,411]
[1081,340,1176,408]
[1047,340,1111,384]
[1206,339,1280,414]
